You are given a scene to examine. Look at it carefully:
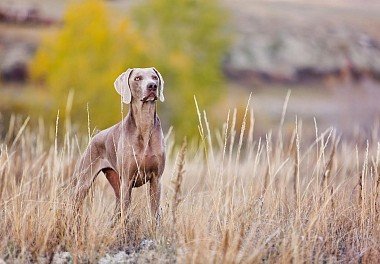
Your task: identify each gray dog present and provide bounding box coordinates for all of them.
[72,67,165,220]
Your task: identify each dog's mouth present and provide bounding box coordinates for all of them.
[141,93,158,103]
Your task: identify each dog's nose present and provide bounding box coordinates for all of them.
[147,83,157,92]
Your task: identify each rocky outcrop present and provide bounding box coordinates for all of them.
[224,1,380,83]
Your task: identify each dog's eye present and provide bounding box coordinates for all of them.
[134,76,142,81]
[152,76,158,80]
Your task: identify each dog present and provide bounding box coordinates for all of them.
[72,67,165,220]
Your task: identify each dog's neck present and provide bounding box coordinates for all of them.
[127,99,157,144]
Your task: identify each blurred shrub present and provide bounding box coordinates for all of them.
[31,0,229,138]
[132,0,229,138]
[30,0,147,128]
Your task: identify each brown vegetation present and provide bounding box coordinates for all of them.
[0,99,379,262]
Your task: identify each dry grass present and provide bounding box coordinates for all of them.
[0,99,380,263]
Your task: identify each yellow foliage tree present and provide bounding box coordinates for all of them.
[30,0,147,129]
[31,0,229,138]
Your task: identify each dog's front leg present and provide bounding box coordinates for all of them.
[104,168,121,219]
[149,176,161,222]
[119,179,132,220]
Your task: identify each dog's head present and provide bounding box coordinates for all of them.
[114,67,164,104]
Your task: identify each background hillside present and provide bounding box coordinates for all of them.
[0,0,380,138]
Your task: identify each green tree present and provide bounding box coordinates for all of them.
[30,0,147,129]
[132,0,229,138]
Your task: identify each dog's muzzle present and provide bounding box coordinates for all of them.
[141,92,158,102]
[141,82,158,102]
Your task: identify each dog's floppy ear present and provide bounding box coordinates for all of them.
[114,68,134,104]
[152,67,165,102]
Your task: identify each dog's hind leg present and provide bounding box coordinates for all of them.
[72,146,103,212]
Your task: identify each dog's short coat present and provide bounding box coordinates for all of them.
[72,67,165,219]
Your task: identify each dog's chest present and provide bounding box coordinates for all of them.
[128,150,164,187]
[123,137,164,179]
[134,151,161,171]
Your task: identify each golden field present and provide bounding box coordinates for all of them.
[0,97,379,263]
